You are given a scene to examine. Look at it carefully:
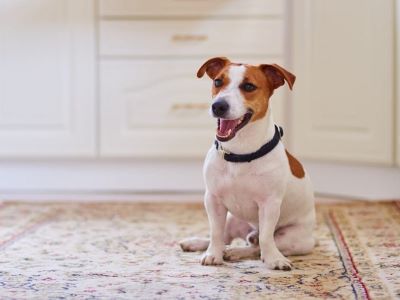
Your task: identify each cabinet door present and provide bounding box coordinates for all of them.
[291,0,394,164]
[100,60,213,157]
[0,0,95,157]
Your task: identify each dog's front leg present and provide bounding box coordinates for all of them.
[201,192,227,266]
[258,199,292,270]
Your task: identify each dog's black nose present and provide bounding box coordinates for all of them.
[212,99,229,117]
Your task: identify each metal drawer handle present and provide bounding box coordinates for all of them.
[171,103,209,110]
[171,34,208,42]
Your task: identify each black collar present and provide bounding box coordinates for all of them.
[214,125,283,163]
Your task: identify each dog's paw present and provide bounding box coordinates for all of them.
[223,248,242,261]
[262,253,292,271]
[179,237,209,252]
[223,247,260,261]
[200,252,223,266]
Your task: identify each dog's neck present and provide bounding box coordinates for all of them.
[219,108,276,154]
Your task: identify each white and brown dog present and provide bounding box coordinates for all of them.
[180,57,316,271]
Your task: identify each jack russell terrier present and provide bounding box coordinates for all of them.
[179,57,316,271]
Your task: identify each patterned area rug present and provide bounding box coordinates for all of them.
[0,201,399,299]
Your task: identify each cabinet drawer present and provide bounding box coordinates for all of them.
[99,19,283,57]
[99,0,284,17]
[100,60,213,157]
[101,60,212,130]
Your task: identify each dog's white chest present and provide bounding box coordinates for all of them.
[204,148,287,225]
[221,190,259,224]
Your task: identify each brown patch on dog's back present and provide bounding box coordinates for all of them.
[285,150,305,178]
[241,66,273,122]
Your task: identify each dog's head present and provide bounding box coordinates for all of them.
[197,57,295,142]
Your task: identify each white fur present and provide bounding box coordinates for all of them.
[180,65,316,270]
[209,66,248,120]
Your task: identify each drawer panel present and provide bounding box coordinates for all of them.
[100,59,212,157]
[99,19,284,57]
[101,60,213,130]
[99,0,284,17]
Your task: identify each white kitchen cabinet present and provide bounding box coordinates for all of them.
[0,0,399,200]
[291,0,394,164]
[0,0,96,157]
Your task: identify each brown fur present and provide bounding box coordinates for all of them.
[197,57,230,79]
[212,70,231,97]
[285,150,305,178]
[260,64,296,90]
[241,66,273,122]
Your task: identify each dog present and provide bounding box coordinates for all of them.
[179,57,316,271]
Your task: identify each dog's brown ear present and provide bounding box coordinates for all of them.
[259,64,296,90]
[197,57,230,79]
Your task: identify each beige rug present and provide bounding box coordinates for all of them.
[0,201,399,299]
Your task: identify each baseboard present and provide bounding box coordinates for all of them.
[303,160,400,200]
[0,159,399,201]
[0,191,204,203]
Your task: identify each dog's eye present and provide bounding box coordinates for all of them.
[241,83,257,92]
[214,79,223,88]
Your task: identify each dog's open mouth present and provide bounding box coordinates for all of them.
[216,111,253,142]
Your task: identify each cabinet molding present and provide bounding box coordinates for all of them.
[291,0,394,164]
[0,0,96,157]
[0,160,399,200]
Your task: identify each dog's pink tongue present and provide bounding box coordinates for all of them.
[219,119,239,136]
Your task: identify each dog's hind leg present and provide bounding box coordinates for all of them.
[180,237,210,252]
[223,229,261,261]
[223,246,260,261]
[222,223,315,260]
[274,224,315,256]
[179,213,253,252]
